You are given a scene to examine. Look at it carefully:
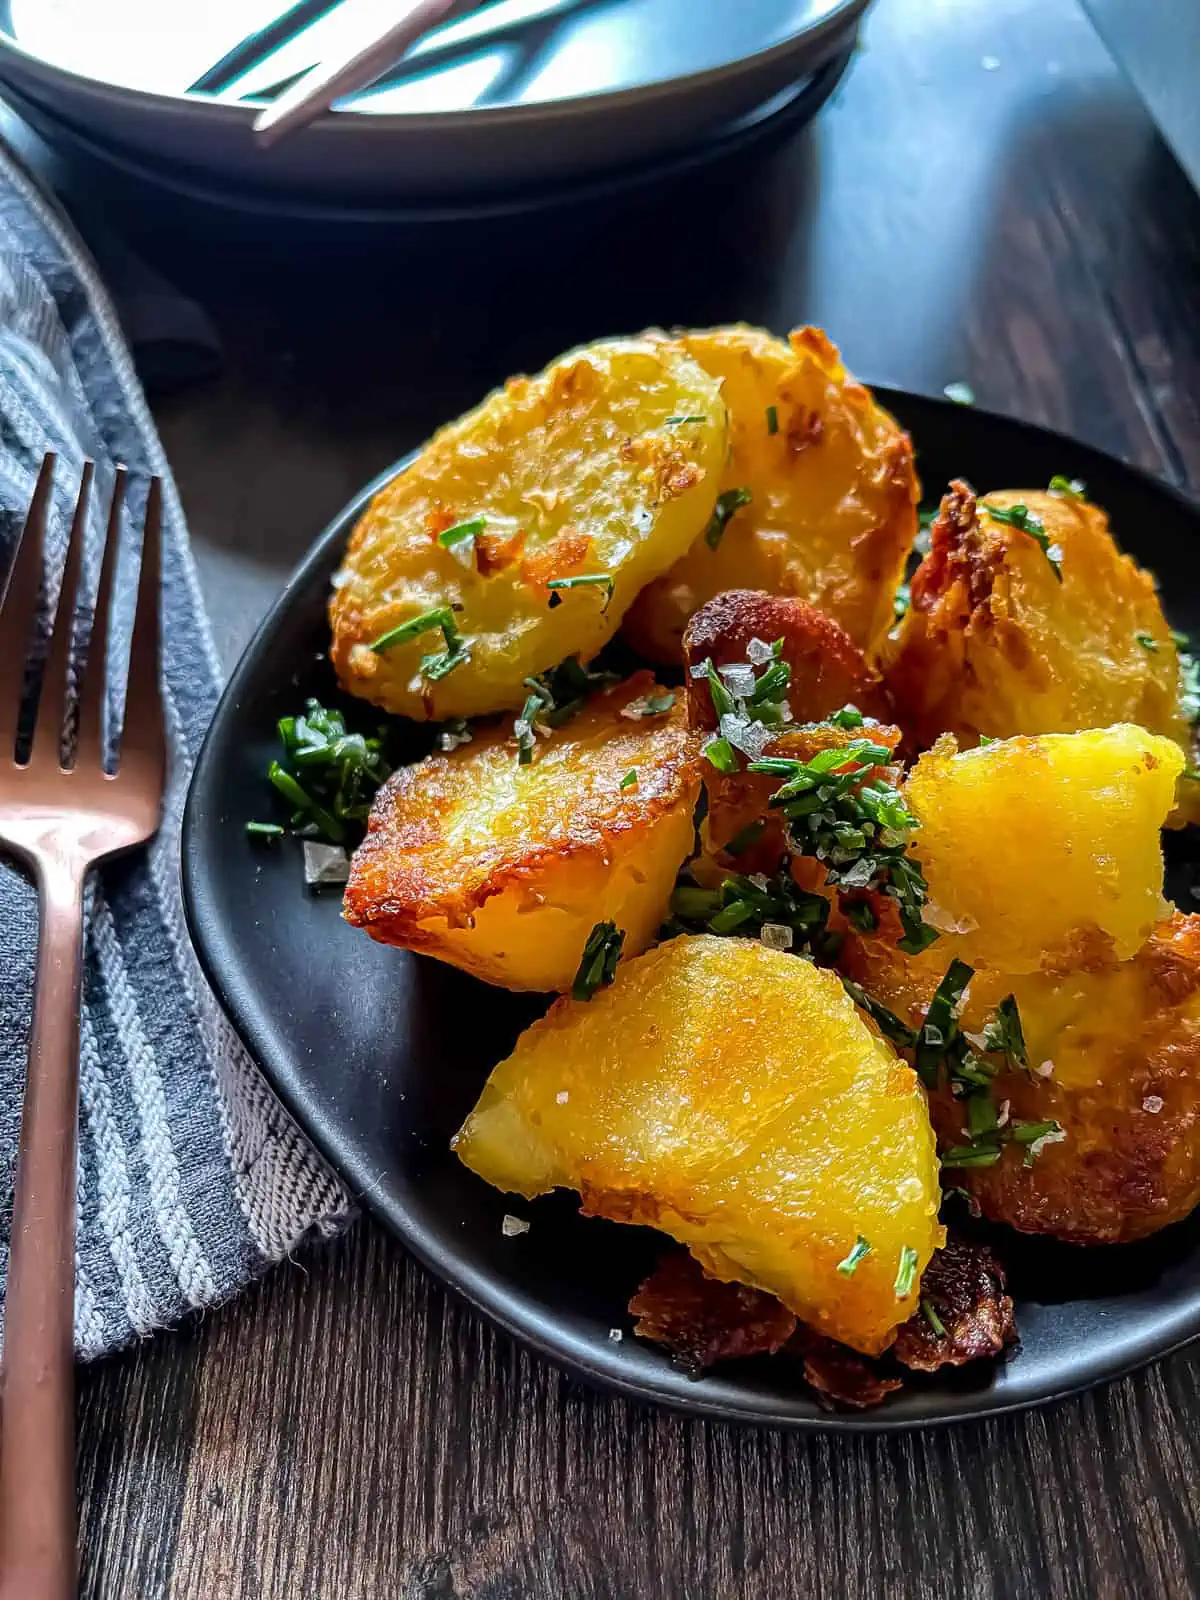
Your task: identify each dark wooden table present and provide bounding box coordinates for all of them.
[57,0,1200,1594]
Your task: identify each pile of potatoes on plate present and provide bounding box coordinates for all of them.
[329,324,1200,1363]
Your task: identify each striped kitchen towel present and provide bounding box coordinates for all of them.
[0,136,352,1357]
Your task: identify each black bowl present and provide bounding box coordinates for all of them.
[182,390,1200,1431]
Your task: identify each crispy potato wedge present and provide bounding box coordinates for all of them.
[682,590,891,731]
[906,726,1181,973]
[330,337,725,720]
[453,934,944,1355]
[843,914,1200,1243]
[885,481,1197,819]
[343,674,701,993]
[623,325,919,664]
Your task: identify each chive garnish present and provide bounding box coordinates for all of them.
[830,705,864,730]
[665,414,706,424]
[256,700,391,848]
[915,959,974,1088]
[765,404,779,435]
[437,515,485,549]
[841,979,917,1050]
[419,645,471,681]
[371,606,459,655]
[619,769,638,791]
[703,736,738,774]
[268,761,346,844]
[1135,630,1158,653]
[984,502,1063,581]
[546,574,614,611]
[573,921,625,1001]
[512,658,620,764]
[704,486,752,550]
[246,820,285,839]
[837,1236,872,1276]
[894,1246,919,1298]
[982,994,1027,1072]
[921,1299,947,1338]
[1048,475,1085,498]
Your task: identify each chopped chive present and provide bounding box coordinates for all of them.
[1048,475,1085,499]
[371,606,457,655]
[984,502,1063,581]
[573,921,625,1001]
[671,885,724,920]
[704,659,737,719]
[836,1235,872,1276]
[921,1298,947,1338]
[665,414,707,424]
[437,515,486,548]
[619,769,638,791]
[268,761,345,843]
[1135,630,1158,653]
[841,979,918,1049]
[894,1246,919,1298]
[982,994,1027,1071]
[704,486,752,550]
[830,705,864,730]
[765,404,779,435]
[246,820,285,839]
[546,574,615,611]
[977,734,997,747]
[703,736,739,774]
[939,1144,1004,1169]
[420,645,471,681]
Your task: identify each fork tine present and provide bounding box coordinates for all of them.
[0,452,55,760]
[75,466,127,770]
[29,460,94,769]
[118,477,165,780]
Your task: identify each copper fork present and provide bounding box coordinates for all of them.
[0,454,165,1600]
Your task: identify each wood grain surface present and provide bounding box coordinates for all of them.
[47,0,1200,1593]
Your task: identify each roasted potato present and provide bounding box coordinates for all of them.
[682,590,891,731]
[906,726,1182,973]
[453,933,944,1355]
[343,674,701,993]
[885,481,1197,817]
[842,914,1200,1244]
[330,337,726,720]
[623,325,919,664]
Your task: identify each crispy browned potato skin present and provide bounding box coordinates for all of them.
[885,480,1197,819]
[623,326,919,664]
[344,673,701,992]
[681,590,892,731]
[841,913,1200,1244]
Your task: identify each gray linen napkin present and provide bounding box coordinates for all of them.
[0,134,352,1357]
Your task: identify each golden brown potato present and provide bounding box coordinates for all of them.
[453,934,944,1355]
[842,914,1200,1244]
[343,674,700,992]
[681,590,891,731]
[906,727,1182,973]
[885,480,1197,817]
[622,326,919,664]
[330,337,725,721]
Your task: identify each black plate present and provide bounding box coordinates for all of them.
[182,389,1200,1431]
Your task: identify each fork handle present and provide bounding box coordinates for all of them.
[0,860,86,1600]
